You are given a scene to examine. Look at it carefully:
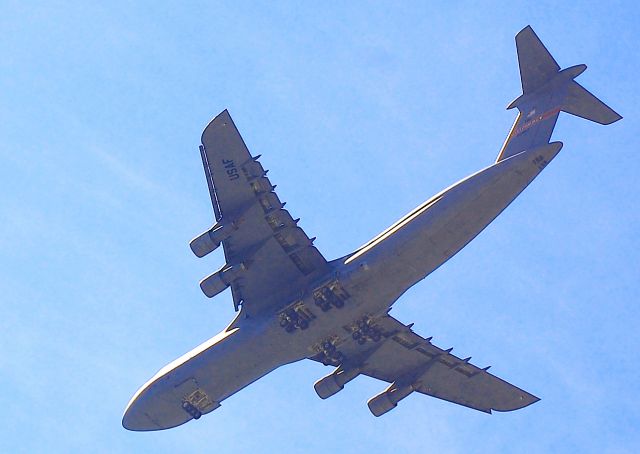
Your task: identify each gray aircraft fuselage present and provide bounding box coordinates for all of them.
[123,141,560,430]
[123,26,620,431]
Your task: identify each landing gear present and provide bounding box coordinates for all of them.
[351,316,383,345]
[280,310,298,334]
[322,340,335,353]
[322,287,344,308]
[279,303,314,333]
[313,282,350,312]
[316,337,345,365]
[181,401,202,420]
[314,296,332,312]
[314,292,332,312]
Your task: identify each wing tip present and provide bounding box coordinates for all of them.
[201,109,233,143]
[491,392,540,413]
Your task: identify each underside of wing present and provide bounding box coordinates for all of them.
[311,314,538,416]
[193,110,330,314]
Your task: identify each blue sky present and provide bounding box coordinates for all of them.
[1,1,639,452]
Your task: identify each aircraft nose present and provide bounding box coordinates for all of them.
[122,375,195,431]
[122,408,159,431]
[122,386,164,431]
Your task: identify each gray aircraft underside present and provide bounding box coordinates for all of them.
[123,26,621,431]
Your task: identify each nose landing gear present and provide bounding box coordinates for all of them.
[181,401,202,420]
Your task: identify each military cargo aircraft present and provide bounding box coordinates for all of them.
[123,26,621,431]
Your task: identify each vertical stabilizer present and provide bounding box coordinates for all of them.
[516,26,560,94]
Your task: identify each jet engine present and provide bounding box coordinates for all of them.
[314,374,343,399]
[190,222,235,258]
[367,392,397,417]
[314,367,360,399]
[200,265,244,298]
[367,385,414,417]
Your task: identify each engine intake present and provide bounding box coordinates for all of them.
[190,222,235,258]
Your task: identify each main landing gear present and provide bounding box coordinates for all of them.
[351,317,382,345]
[279,306,311,333]
[313,283,349,312]
[316,338,345,366]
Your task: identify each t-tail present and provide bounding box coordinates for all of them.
[497,25,622,162]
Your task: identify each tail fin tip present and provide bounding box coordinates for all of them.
[516,25,560,94]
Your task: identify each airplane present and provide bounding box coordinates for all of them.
[123,26,621,431]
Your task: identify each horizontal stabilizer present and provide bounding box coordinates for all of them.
[516,25,560,94]
[562,81,622,125]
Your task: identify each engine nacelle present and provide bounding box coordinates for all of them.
[314,367,360,400]
[367,392,397,417]
[314,374,344,399]
[200,265,243,298]
[190,222,235,258]
[367,385,414,417]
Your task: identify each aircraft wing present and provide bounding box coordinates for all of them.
[198,110,330,314]
[314,314,538,414]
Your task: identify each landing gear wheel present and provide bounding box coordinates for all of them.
[371,332,381,342]
[297,319,309,330]
[322,341,335,352]
[357,337,367,345]
[352,331,361,340]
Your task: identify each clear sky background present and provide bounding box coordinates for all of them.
[1,1,638,453]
